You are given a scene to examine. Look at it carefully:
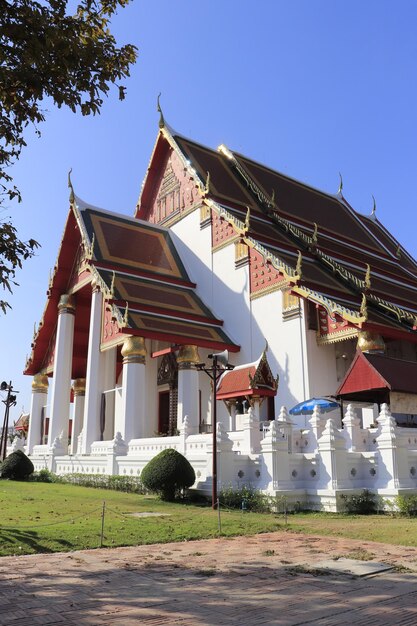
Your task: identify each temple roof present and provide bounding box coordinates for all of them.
[25,200,238,376]
[140,126,417,337]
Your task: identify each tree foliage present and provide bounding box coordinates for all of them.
[0,0,137,309]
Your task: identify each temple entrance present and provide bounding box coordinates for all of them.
[157,353,178,435]
[158,391,170,434]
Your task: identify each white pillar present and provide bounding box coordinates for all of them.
[177,345,200,435]
[27,373,49,454]
[120,336,147,442]
[102,347,116,440]
[70,378,85,455]
[81,286,103,454]
[48,294,76,450]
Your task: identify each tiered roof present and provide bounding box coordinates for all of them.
[137,125,417,339]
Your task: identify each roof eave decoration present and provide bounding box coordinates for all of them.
[214,142,417,333]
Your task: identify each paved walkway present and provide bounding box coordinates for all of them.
[1,532,417,625]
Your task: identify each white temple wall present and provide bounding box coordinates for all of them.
[251,292,309,428]
[305,330,339,399]
[170,209,214,307]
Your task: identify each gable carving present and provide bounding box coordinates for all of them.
[148,151,200,225]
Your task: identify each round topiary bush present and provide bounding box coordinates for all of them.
[0,449,34,480]
[141,448,195,501]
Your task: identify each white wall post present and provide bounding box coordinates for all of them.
[120,336,147,442]
[176,345,200,434]
[375,403,411,489]
[48,294,76,451]
[317,418,349,490]
[70,378,85,455]
[260,419,292,491]
[81,286,103,454]
[342,403,362,451]
[27,373,49,454]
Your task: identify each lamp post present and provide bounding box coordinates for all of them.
[0,381,18,461]
[196,351,234,509]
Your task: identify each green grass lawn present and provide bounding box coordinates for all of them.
[0,481,282,556]
[1,481,417,557]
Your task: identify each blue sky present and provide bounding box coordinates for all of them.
[1,0,417,420]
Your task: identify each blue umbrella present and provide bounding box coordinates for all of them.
[289,397,340,416]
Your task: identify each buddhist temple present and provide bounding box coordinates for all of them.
[20,114,417,509]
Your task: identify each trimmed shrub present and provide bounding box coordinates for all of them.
[0,450,34,480]
[340,489,377,515]
[141,449,195,501]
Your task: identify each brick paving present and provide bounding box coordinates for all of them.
[1,532,417,625]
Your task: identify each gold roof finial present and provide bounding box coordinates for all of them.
[360,293,368,320]
[396,245,401,259]
[244,205,250,233]
[371,195,376,216]
[87,233,95,260]
[364,264,371,291]
[312,222,318,245]
[271,189,275,206]
[264,338,269,354]
[110,271,116,298]
[123,302,129,326]
[157,93,165,129]
[295,250,302,278]
[204,171,211,195]
[68,168,75,204]
[338,172,343,195]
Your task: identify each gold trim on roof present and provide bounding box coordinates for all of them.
[316,327,358,345]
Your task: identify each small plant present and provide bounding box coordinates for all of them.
[141,449,195,501]
[219,485,272,512]
[340,489,377,515]
[0,450,34,480]
[395,494,417,517]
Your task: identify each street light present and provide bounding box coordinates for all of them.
[0,381,18,461]
[196,350,234,509]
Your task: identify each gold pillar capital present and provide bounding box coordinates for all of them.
[357,331,385,354]
[32,372,49,393]
[72,378,86,397]
[176,345,201,369]
[57,294,76,314]
[121,336,146,364]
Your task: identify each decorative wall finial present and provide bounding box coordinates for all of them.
[371,195,376,216]
[364,264,371,291]
[338,172,343,195]
[68,168,75,204]
[157,93,165,129]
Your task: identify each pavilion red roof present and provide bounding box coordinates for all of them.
[217,352,278,399]
[337,350,417,397]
